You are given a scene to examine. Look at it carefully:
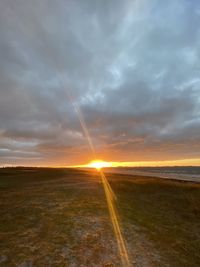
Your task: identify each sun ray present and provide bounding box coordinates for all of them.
[67,93,130,266]
[99,169,129,266]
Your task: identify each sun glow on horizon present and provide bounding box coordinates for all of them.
[87,160,112,170]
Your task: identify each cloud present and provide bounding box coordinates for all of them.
[0,0,200,165]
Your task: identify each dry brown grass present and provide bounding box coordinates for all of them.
[0,168,199,266]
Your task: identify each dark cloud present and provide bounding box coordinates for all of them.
[0,0,200,166]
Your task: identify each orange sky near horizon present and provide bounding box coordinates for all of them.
[1,157,200,168]
[73,158,200,168]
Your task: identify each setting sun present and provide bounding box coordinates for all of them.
[87,160,112,170]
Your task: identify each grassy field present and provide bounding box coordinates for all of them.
[0,168,199,267]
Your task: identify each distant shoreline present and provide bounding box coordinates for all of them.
[103,167,200,184]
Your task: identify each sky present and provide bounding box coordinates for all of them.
[0,0,200,167]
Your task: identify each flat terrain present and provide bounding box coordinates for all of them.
[0,168,200,267]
